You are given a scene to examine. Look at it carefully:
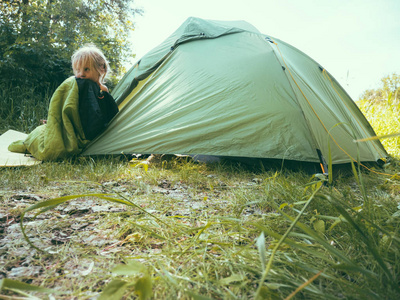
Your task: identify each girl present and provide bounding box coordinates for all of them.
[8,44,118,160]
[72,44,119,140]
[71,43,110,93]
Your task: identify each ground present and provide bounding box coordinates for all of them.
[1,156,399,299]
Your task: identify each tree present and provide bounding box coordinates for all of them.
[360,73,400,104]
[0,0,142,92]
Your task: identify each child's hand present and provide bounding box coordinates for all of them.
[99,82,109,93]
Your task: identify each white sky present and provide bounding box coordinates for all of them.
[129,0,400,100]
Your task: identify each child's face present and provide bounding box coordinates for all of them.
[74,64,100,83]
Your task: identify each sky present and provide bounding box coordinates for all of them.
[129,0,400,100]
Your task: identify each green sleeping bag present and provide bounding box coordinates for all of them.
[8,77,91,161]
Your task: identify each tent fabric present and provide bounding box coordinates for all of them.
[8,77,90,160]
[83,17,387,165]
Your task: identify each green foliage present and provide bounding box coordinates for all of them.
[0,83,51,134]
[0,0,142,94]
[360,73,400,104]
[357,73,400,157]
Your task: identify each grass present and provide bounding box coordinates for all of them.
[1,156,400,299]
[1,84,400,299]
[0,82,52,134]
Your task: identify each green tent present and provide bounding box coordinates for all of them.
[83,17,387,169]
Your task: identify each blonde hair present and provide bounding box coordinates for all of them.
[71,43,110,83]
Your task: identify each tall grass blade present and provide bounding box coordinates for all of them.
[254,181,323,299]
[254,225,332,262]
[328,141,333,185]
[0,278,55,294]
[279,208,377,278]
[353,131,400,142]
[284,270,323,300]
[179,222,213,257]
[20,193,172,252]
[256,232,267,270]
[326,197,397,288]
[350,161,360,185]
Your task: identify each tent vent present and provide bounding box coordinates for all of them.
[265,36,274,43]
